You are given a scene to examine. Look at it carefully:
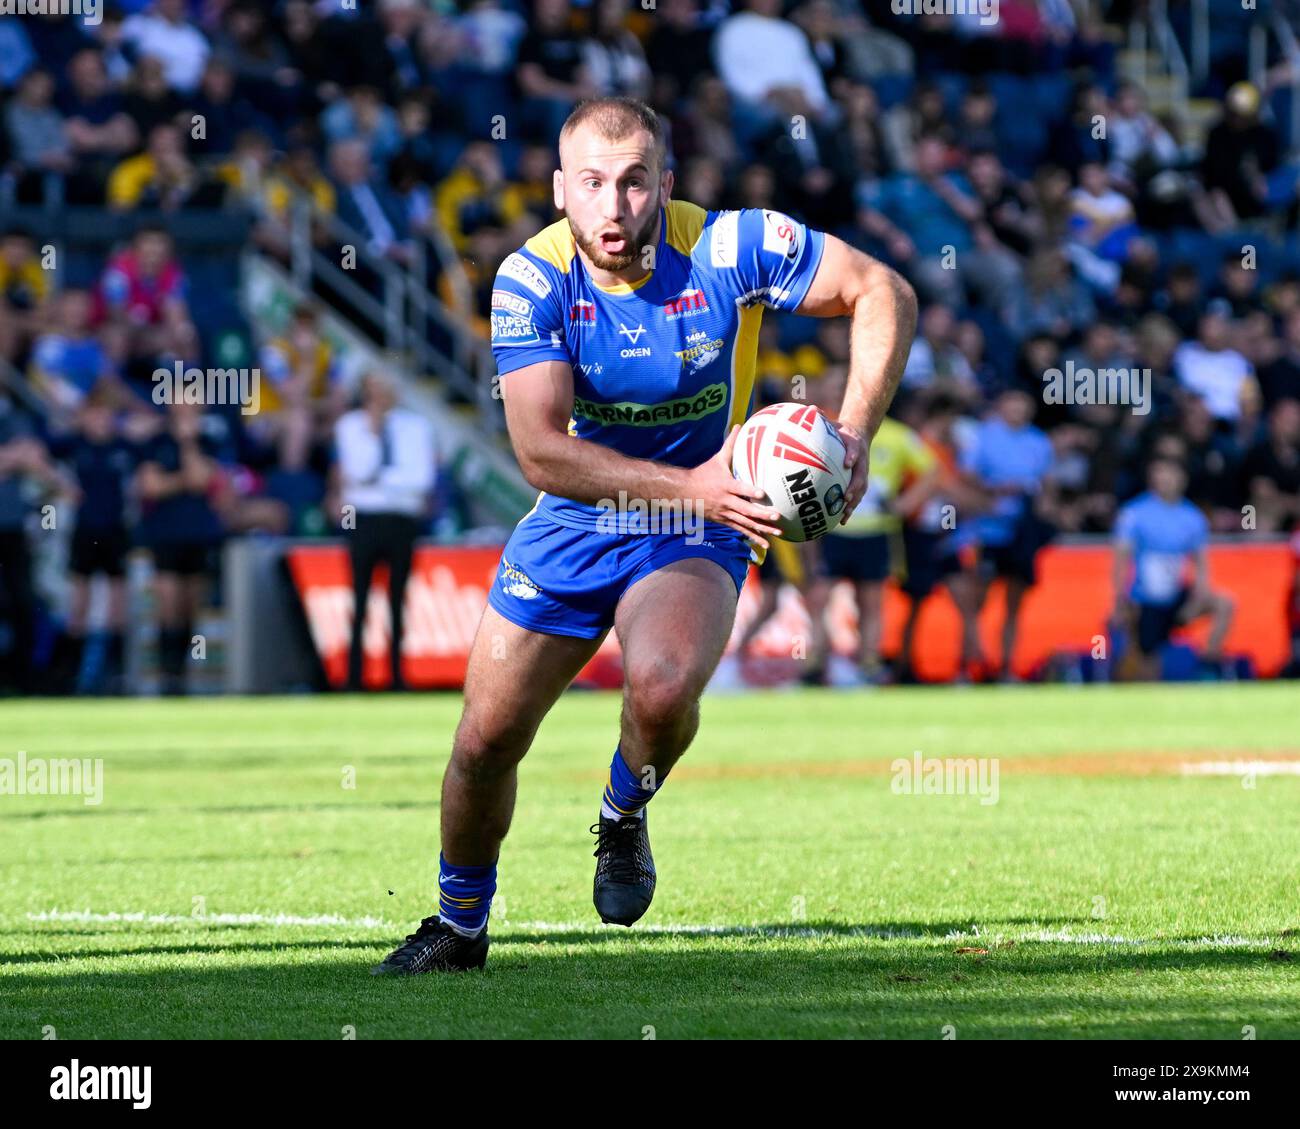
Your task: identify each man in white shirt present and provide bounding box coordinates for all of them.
[713,0,831,120]
[336,372,436,690]
[1173,302,1257,423]
[122,0,211,94]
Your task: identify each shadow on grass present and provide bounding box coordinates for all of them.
[3,801,438,821]
[1,920,1295,1039]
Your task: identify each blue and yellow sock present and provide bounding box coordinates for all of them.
[437,853,496,937]
[600,747,656,822]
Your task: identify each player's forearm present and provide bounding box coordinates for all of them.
[518,433,694,509]
[838,268,917,438]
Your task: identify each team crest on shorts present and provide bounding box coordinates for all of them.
[500,558,541,600]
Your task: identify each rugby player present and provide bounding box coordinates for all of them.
[373,97,916,974]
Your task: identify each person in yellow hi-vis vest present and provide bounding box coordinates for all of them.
[803,392,939,686]
[257,304,347,431]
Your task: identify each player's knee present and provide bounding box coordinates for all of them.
[451,711,532,781]
[624,660,700,735]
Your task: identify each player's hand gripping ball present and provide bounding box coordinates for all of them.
[731,403,852,542]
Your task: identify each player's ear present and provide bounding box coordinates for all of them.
[553,169,565,211]
[660,165,674,202]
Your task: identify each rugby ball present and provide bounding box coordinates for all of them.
[731,403,850,542]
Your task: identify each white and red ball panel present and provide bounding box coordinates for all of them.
[731,403,850,542]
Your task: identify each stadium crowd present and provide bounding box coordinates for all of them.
[2,0,1300,691]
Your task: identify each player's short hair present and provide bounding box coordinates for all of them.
[925,392,963,419]
[560,97,666,170]
[1147,454,1187,478]
[133,222,171,242]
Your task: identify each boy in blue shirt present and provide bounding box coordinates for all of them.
[1112,457,1235,679]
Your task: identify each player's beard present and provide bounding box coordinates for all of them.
[568,203,660,273]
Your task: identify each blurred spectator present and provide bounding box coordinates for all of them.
[328,138,414,268]
[0,228,50,366]
[1173,398,1245,531]
[121,56,184,143]
[951,389,1056,682]
[968,150,1038,258]
[516,0,596,138]
[134,401,223,695]
[322,85,403,167]
[859,135,1021,309]
[954,84,999,156]
[895,392,970,681]
[1201,83,1283,227]
[279,0,339,105]
[29,289,119,414]
[216,130,276,215]
[258,303,346,429]
[122,0,212,95]
[107,122,217,211]
[714,0,831,129]
[1005,249,1094,341]
[5,69,74,204]
[881,81,951,173]
[1154,261,1203,339]
[1173,303,1257,425]
[902,305,978,401]
[59,48,140,202]
[1107,82,1179,188]
[671,75,742,172]
[47,393,140,694]
[0,18,36,91]
[210,1,297,92]
[584,0,652,100]
[1211,251,1266,319]
[1050,81,1110,173]
[263,144,336,236]
[337,373,435,691]
[1066,160,1139,289]
[1242,398,1300,533]
[1259,309,1300,409]
[93,225,197,385]
[185,58,271,158]
[435,141,526,255]
[646,0,716,110]
[0,396,70,694]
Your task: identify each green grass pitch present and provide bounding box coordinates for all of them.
[2,684,1298,1039]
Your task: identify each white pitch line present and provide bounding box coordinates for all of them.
[1180,761,1300,776]
[16,910,1284,949]
[24,909,395,928]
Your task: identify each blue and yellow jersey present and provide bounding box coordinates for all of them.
[489,201,826,532]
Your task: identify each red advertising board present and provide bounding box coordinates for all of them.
[286,542,1295,688]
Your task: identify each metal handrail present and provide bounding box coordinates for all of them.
[1151,0,1190,93]
[1190,0,1210,87]
[0,355,47,417]
[284,196,501,425]
[1272,8,1300,155]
